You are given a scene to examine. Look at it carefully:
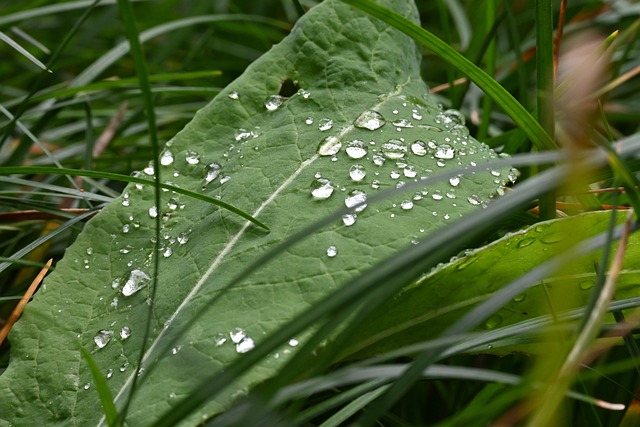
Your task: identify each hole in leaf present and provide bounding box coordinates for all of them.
[278,78,299,97]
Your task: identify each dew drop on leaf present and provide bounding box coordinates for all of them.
[467,195,481,205]
[288,338,299,347]
[236,337,255,353]
[345,190,367,212]
[403,165,417,178]
[326,245,338,258]
[94,330,113,349]
[431,191,443,201]
[392,118,413,128]
[305,117,314,125]
[204,162,222,183]
[449,176,461,187]
[317,136,342,156]
[348,164,366,182]
[228,90,239,100]
[106,369,113,379]
[265,95,284,111]
[311,178,334,200]
[401,200,414,210]
[148,206,158,218]
[345,140,367,159]
[434,144,455,159]
[318,118,334,131]
[354,110,385,130]
[220,176,231,184]
[229,328,245,343]
[143,165,155,176]
[342,213,357,226]
[410,140,427,156]
[120,326,131,339]
[160,150,174,166]
[372,154,385,166]
[121,269,151,296]
[381,139,407,159]
[214,333,227,346]
[297,88,311,98]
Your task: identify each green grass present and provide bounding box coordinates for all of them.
[1,0,640,426]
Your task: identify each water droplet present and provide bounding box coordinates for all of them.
[401,200,414,210]
[83,383,91,390]
[517,238,535,248]
[354,110,386,130]
[345,190,367,212]
[431,191,443,200]
[120,326,131,339]
[513,294,527,302]
[230,328,245,343]
[318,118,334,131]
[171,345,182,355]
[349,164,366,181]
[436,109,466,127]
[345,140,367,159]
[467,195,481,205]
[484,314,503,330]
[317,136,341,156]
[434,144,455,160]
[342,213,357,226]
[305,117,314,125]
[177,233,189,245]
[311,178,334,200]
[265,95,284,111]
[121,269,151,296]
[106,369,113,379]
[143,165,155,176]
[119,363,129,372]
[94,330,113,349]
[412,110,422,120]
[160,150,174,166]
[449,176,460,187]
[185,151,200,165]
[508,168,519,183]
[234,128,252,142]
[392,118,413,128]
[297,88,311,98]
[451,124,470,138]
[228,91,239,100]
[390,170,401,179]
[326,245,338,257]
[580,280,594,290]
[148,206,158,218]
[236,337,255,353]
[411,140,427,156]
[382,139,407,159]
[214,333,227,346]
[403,165,417,178]
[219,175,231,185]
[289,338,299,347]
[371,180,380,189]
[163,247,173,258]
[372,154,385,166]
[167,197,179,210]
[204,162,222,183]
[86,247,93,256]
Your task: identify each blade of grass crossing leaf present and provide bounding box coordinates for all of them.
[115,0,161,423]
[477,0,497,141]
[79,346,120,427]
[338,0,556,151]
[535,0,556,219]
[0,166,269,229]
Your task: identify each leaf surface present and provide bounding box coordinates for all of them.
[0,1,512,425]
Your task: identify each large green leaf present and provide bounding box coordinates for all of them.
[0,0,513,425]
[340,210,640,360]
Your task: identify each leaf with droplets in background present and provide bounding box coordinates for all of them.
[338,211,640,360]
[0,0,513,425]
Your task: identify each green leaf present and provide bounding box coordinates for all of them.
[340,210,640,359]
[0,0,512,425]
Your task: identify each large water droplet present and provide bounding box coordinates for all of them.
[434,144,455,160]
[354,110,385,130]
[401,200,413,210]
[318,118,334,131]
[204,162,222,183]
[381,139,407,159]
[265,95,284,111]
[392,118,413,128]
[449,176,461,187]
[317,136,342,156]
[143,165,155,176]
[326,245,338,257]
[160,150,174,166]
[345,190,367,212]
[148,206,158,218]
[403,165,417,178]
[94,330,113,349]
[345,140,367,159]
[349,164,366,181]
[311,178,334,200]
[122,269,151,296]
[411,140,427,156]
